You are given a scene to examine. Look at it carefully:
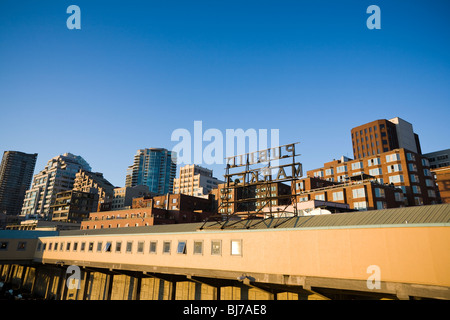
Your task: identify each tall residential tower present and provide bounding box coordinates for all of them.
[0,151,37,216]
[125,148,177,195]
[20,153,91,219]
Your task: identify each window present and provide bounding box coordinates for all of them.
[149,241,157,254]
[66,242,71,251]
[367,158,381,166]
[408,163,417,172]
[333,191,344,201]
[211,240,222,256]
[193,241,203,255]
[369,168,382,176]
[406,153,416,161]
[414,197,423,205]
[376,201,387,210]
[231,240,242,256]
[412,185,421,194]
[137,241,144,253]
[97,242,103,252]
[115,241,122,253]
[17,242,27,251]
[163,241,171,254]
[386,153,401,162]
[325,168,334,176]
[410,174,419,183]
[73,242,78,251]
[389,175,404,184]
[374,188,385,198]
[352,188,365,198]
[428,190,436,198]
[425,179,434,187]
[60,242,64,251]
[395,192,404,202]
[81,242,86,251]
[388,164,402,173]
[351,162,363,170]
[423,169,431,177]
[88,242,94,252]
[104,242,112,252]
[315,194,325,201]
[354,201,368,211]
[126,241,133,253]
[336,165,347,173]
[314,171,324,178]
[177,241,187,254]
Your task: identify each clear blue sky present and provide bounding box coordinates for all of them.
[1,0,449,187]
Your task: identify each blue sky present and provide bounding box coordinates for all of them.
[1,0,449,186]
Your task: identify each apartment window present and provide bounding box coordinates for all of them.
[149,241,157,254]
[73,242,78,251]
[60,242,64,251]
[428,190,436,198]
[387,164,402,173]
[374,188,385,198]
[137,241,144,253]
[231,240,243,256]
[17,242,27,251]
[395,192,404,202]
[369,168,382,176]
[422,158,430,167]
[97,242,102,252]
[352,188,366,198]
[81,242,86,251]
[406,153,416,161]
[126,241,133,253]
[88,242,94,252]
[336,165,347,173]
[298,196,308,202]
[325,168,334,176]
[367,158,381,166]
[211,240,222,256]
[376,201,387,210]
[410,174,419,183]
[412,185,421,194]
[408,163,417,172]
[351,162,363,170]
[314,171,324,178]
[115,241,122,253]
[386,153,401,162]
[333,191,344,201]
[423,169,431,177]
[193,241,203,255]
[354,201,368,211]
[414,197,423,205]
[425,179,434,187]
[315,194,325,201]
[389,175,404,184]
[163,241,171,254]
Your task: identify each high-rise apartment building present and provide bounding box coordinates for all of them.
[173,164,224,197]
[0,151,37,215]
[20,153,91,218]
[125,148,177,195]
[72,169,115,211]
[351,117,421,159]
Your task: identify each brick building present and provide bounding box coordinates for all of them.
[81,193,215,230]
[307,148,439,207]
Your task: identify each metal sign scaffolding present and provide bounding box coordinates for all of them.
[201,142,302,230]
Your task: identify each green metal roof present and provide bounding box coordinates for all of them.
[59,204,450,236]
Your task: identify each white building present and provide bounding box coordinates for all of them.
[20,153,91,219]
[173,164,223,198]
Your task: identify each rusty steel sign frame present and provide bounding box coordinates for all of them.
[202,142,302,229]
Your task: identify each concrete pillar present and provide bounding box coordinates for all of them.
[105,273,114,300]
[132,276,142,300]
[170,281,177,300]
[81,270,91,300]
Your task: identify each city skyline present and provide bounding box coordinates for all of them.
[1,1,449,187]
